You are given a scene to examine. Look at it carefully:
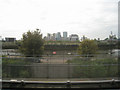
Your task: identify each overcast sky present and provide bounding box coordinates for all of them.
[0,0,119,40]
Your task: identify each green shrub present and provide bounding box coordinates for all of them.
[2,57,32,78]
[68,57,118,78]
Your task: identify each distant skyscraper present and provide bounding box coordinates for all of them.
[63,32,67,38]
[47,33,51,40]
[56,32,61,40]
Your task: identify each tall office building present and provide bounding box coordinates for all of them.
[47,33,51,40]
[63,32,67,38]
[56,32,61,40]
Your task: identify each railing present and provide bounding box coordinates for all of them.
[1,79,120,88]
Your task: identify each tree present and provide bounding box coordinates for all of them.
[104,38,108,40]
[19,29,44,57]
[78,39,98,57]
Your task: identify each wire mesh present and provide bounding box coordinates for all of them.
[2,55,119,80]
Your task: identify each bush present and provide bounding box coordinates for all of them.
[2,57,32,78]
[67,57,118,78]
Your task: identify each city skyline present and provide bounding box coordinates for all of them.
[0,0,118,40]
[2,30,118,41]
[44,31,79,41]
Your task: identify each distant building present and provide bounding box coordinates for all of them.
[5,37,16,42]
[62,32,68,41]
[52,33,56,41]
[69,34,79,41]
[44,32,79,41]
[107,31,118,43]
[56,32,61,41]
[47,33,52,40]
[44,33,56,41]
[81,35,87,41]
[61,37,70,41]
[63,32,67,38]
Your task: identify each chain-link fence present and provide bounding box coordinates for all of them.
[3,64,118,79]
[2,55,119,80]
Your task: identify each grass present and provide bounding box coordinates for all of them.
[66,57,118,64]
[2,57,31,65]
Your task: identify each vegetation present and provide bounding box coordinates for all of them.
[78,39,98,57]
[18,29,44,57]
[67,57,118,78]
[2,42,18,49]
[2,57,32,78]
[67,57,118,64]
[45,40,80,44]
[2,39,118,50]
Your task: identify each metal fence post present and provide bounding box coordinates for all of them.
[66,80,71,88]
[68,62,70,79]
